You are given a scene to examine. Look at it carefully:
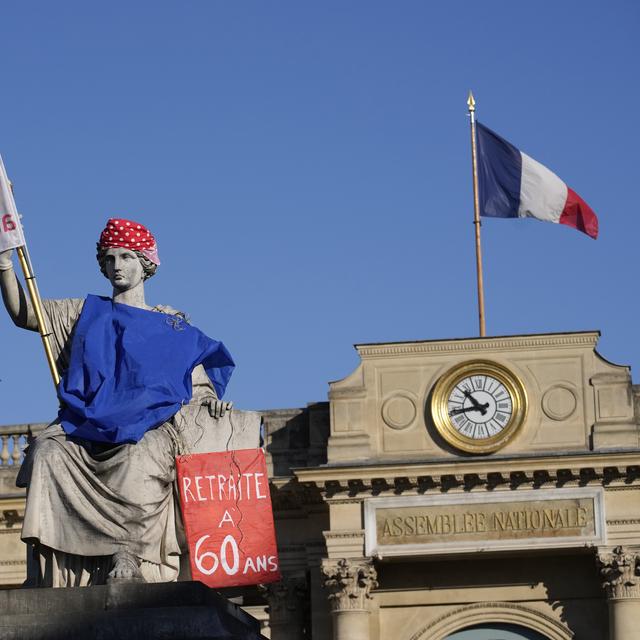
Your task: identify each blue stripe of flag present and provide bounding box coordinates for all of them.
[476,122,522,218]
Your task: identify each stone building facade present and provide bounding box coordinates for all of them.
[2,330,640,640]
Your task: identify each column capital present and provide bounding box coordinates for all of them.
[259,575,308,628]
[597,545,640,599]
[321,557,378,612]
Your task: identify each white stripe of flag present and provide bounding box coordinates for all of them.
[0,155,26,252]
[518,152,568,223]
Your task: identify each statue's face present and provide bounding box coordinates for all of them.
[102,247,145,291]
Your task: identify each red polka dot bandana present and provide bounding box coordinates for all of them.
[98,218,160,265]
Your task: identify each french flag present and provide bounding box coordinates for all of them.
[476,122,598,239]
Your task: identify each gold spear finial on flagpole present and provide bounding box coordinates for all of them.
[467,90,486,337]
[467,90,476,112]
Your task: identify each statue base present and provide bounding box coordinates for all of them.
[0,581,266,639]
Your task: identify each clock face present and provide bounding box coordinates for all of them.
[446,374,513,440]
[431,361,527,454]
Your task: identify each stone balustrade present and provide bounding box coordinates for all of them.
[0,423,46,470]
[0,405,329,475]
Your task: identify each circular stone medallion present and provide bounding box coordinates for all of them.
[382,394,417,430]
[541,385,577,421]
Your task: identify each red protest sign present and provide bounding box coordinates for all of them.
[176,448,281,588]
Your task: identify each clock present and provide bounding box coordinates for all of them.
[430,360,527,454]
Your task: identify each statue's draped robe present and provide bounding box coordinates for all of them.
[17,298,220,587]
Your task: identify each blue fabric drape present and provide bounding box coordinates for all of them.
[58,295,235,444]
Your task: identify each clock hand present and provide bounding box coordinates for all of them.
[449,403,490,417]
[462,390,489,416]
[463,389,481,407]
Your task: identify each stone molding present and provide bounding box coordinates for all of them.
[597,545,640,600]
[0,511,24,528]
[321,558,378,612]
[296,454,640,504]
[604,485,640,492]
[324,530,365,541]
[269,478,324,511]
[295,455,640,499]
[324,530,366,560]
[329,387,367,400]
[409,601,574,640]
[258,575,308,627]
[608,519,640,525]
[355,332,599,359]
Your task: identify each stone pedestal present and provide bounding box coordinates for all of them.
[597,546,640,640]
[322,558,377,640]
[0,581,266,640]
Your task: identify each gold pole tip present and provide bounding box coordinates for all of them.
[467,90,475,112]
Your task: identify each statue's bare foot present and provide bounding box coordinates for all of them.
[107,550,145,583]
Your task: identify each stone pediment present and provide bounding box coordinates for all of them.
[327,331,638,463]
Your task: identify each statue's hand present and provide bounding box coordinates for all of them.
[207,399,233,419]
[0,249,14,271]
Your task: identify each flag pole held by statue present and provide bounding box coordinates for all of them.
[0,155,60,387]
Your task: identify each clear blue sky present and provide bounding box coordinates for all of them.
[1,1,638,424]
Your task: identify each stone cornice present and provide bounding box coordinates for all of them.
[294,451,640,496]
[355,331,601,359]
[295,451,640,483]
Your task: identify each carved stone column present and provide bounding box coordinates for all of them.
[322,558,378,640]
[597,546,640,640]
[259,576,308,640]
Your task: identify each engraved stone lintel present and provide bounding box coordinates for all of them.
[597,546,640,599]
[321,557,378,612]
[365,489,605,558]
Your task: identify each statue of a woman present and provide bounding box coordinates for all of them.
[0,218,234,587]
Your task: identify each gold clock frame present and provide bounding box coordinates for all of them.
[431,360,528,454]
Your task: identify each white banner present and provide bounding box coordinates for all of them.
[0,155,26,252]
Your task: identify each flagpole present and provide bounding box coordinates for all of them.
[467,91,486,337]
[7,180,60,387]
[14,247,60,387]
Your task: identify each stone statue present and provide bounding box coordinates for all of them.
[0,218,235,587]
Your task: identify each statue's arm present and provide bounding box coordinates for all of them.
[0,250,38,331]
